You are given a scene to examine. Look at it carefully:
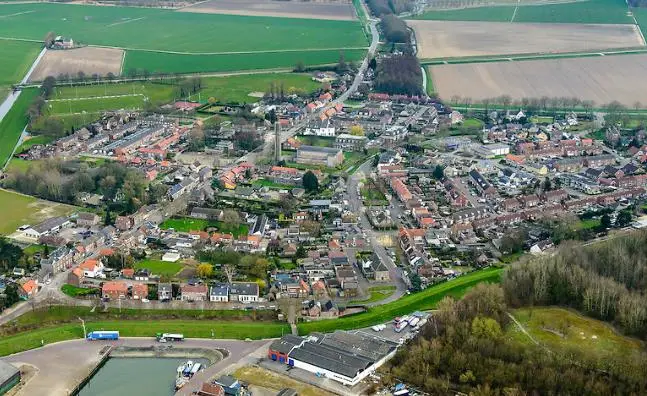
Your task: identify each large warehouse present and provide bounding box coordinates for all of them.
[267,331,398,386]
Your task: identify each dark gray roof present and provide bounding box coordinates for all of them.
[269,334,304,354]
[229,282,258,296]
[0,360,19,383]
[298,145,341,154]
[210,284,229,297]
[287,330,397,379]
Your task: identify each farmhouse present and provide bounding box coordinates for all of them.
[296,146,343,167]
[268,331,398,386]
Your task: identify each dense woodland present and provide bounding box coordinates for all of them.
[5,160,167,213]
[383,284,647,395]
[374,54,423,96]
[505,231,647,336]
[380,14,410,44]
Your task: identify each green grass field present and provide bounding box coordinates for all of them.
[16,135,53,153]
[413,0,631,23]
[61,284,99,297]
[508,307,643,360]
[46,95,145,115]
[52,82,178,104]
[187,73,321,104]
[123,48,366,74]
[0,3,366,53]
[0,320,288,356]
[0,306,289,356]
[351,285,396,304]
[0,39,41,86]
[134,259,183,277]
[160,217,249,237]
[0,88,39,167]
[298,267,503,334]
[0,188,77,235]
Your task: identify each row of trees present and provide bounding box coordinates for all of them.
[504,231,647,336]
[383,283,647,394]
[366,0,414,16]
[374,54,423,96]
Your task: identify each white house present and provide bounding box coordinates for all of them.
[229,282,259,303]
[210,284,229,302]
[79,259,104,278]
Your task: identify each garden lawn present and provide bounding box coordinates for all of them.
[0,3,367,52]
[124,49,366,75]
[351,285,396,304]
[134,259,183,277]
[252,179,294,190]
[0,88,39,167]
[61,284,99,297]
[298,267,503,334]
[0,39,41,86]
[16,135,53,153]
[187,73,321,104]
[508,307,643,360]
[160,217,249,237]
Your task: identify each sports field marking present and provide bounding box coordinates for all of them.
[106,17,147,27]
[46,93,144,102]
[0,10,34,19]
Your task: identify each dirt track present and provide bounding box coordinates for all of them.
[28,47,123,82]
[429,54,647,106]
[410,20,645,58]
[178,0,356,20]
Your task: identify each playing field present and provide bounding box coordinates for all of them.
[28,47,124,82]
[123,48,366,74]
[188,73,321,104]
[411,20,643,58]
[429,54,647,106]
[0,3,367,53]
[46,95,145,115]
[180,0,357,21]
[134,258,183,277]
[0,88,39,168]
[412,0,632,24]
[0,188,77,235]
[0,39,42,86]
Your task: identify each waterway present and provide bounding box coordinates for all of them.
[77,357,209,396]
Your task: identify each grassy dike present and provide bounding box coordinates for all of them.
[0,267,502,356]
[298,267,503,334]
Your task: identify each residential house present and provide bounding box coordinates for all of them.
[19,279,38,299]
[361,253,390,282]
[158,283,172,301]
[115,216,134,231]
[67,267,84,287]
[102,281,128,300]
[40,247,74,274]
[131,283,148,300]
[181,284,208,302]
[77,212,100,227]
[210,284,229,302]
[79,259,104,278]
[229,282,259,303]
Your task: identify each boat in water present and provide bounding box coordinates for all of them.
[181,360,194,377]
[175,377,189,390]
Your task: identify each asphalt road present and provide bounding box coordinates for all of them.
[347,159,408,302]
[238,19,379,165]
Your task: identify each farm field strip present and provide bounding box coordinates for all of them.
[122,48,366,75]
[428,53,647,107]
[179,0,358,21]
[411,0,633,24]
[0,3,367,54]
[0,38,42,86]
[28,47,124,82]
[409,20,644,58]
[0,188,77,235]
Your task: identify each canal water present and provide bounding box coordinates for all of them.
[78,357,209,396]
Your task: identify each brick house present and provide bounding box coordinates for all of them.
[180,284,208,302]
[102,281,128,300]
[131,283,148,300]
